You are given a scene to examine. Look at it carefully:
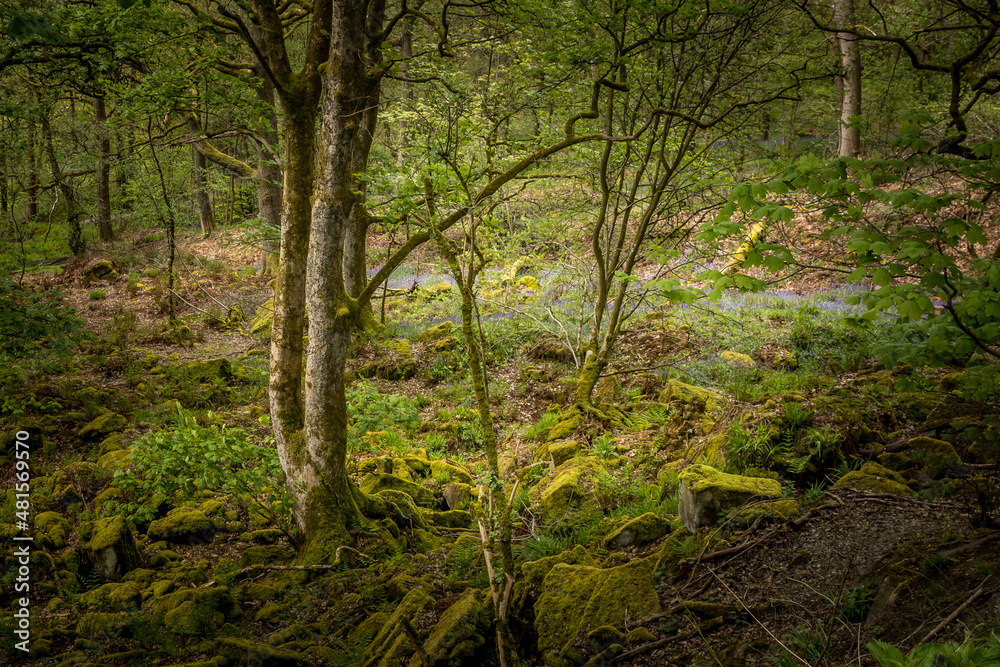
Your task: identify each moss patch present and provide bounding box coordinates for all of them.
[834,461,917,497]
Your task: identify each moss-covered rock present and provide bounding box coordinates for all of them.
[881,436,962,483]
[98,433,123,455]
[602,512,671,549]
[529,457,606,521]
[96,448,132,473]
[78,412,128,442]
[544,440,581,467]
[359,339,417,381]
[80,581,142,611]
[150,587,243,628]
[147,508,213,543]
[213,638,306,667]
[83,259,118,281]
[417,321,455,342]
[412,589,491,667]
[360,473,436,508]
[75,612,130,638]
[833,461,918,497]
[732,499,801,526]
[241,544,295,567]
[428,510,474,529]
[720,351,755,367]
[546,413,583,443]
[678,464,782,532]
[441,482,472,510]
[181,358,233,382]
[250,298,275,336]
[535,559,662,666]
[84,515,142,582]
[362,588,435,667]
[428,459,474,485]
[658,380,722,413]
[36,511,70,550]
[521,545,597,591]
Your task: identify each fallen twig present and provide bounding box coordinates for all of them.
[919,581,994,645]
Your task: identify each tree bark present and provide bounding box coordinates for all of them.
[834,0,861,157]
[294,0,385,556]
[41,110,83,255]
[26,117,37,222]
[94,96,114,242]
[192,145,216,234]
[253,71,282,272]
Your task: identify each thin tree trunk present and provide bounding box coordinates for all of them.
[26,118,37,221]
[94,96,114,241]
[253,71,282,272]
[41,110,83,255]
[834,0,861,157]
[192,145,216,234]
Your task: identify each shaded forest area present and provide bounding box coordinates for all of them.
[1,0,1000,665]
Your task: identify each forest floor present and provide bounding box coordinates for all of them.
[1,225,998,667]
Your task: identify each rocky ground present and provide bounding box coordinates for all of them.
[1,235,998,667]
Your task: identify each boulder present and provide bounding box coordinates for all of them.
[213,638,306,667]
[84,516,142,582]
[528,457,606,522]
[180,358,232,382]
[78,412,128,442]
[833,462,917,497]
[658,380,721,413]
[82,259,119,282]
[250,299,275,336]
[429,460,474,485]
[35,512,70,550]
[720,351,755,367]
[534,559,662,666]
[441,482,472,510]
[360,473,436,508]
[150,587,243,628]
[678,464,782,532]
[359,339,417,381]
[417,321,455,342]
[362,588,435,667]
[602,512,671,549]
[147,508,214,543]
[411,589,491,667]
[878,436,962,484]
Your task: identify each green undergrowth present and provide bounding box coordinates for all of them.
[109,407,295,531]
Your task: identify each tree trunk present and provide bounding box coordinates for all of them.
[253,72,283,272]
[192,145,216,235]
[94,96,114,242]
[26,118,37,221]
[41,111,83,255]
[834,0,861,157]
[292,0,385,557]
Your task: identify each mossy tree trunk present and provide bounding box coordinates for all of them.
[94,95,114,242]
[192,144,216,235]
[40,107,83,255]
[431,210,519,666]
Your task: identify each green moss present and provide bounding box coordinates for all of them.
[420,589,491,665]
[360,473,436,508]
[80,581,142,611]
[834,462,917,497]
[241,544,295,567]
[85,515,142,581]
[149,586,242,626]
[546,414,583,443]
[76,612,130,638]
[529,457,606,521]
[96,448,132,472]
[362,588,434,667]
[658,380,722,413]
[733,499,801,526]
[180,358,232,382]
[417,321,455,342]
[147,508,213,542]
[212,637,307,667]
[78,412,128,442]
[36,511,70,549]
[678,464,782,532]
[534,559,662,665]
[602,512,671,549]
[250,298,275,336]
[428,459,473,484]
[720,351,755,367]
